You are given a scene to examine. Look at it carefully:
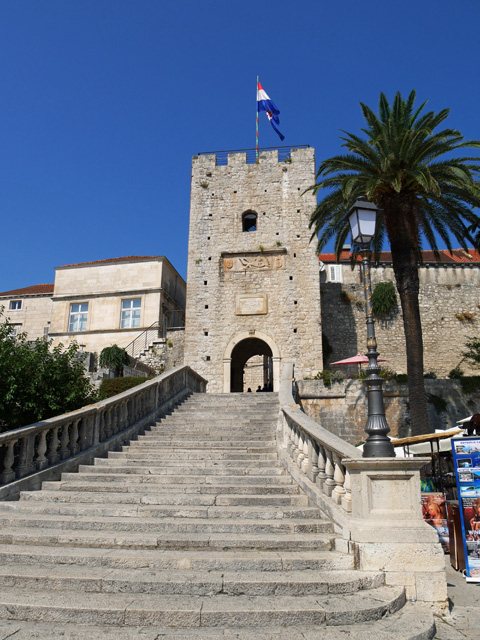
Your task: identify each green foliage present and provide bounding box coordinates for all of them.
[423,371,437,379]
[449,365,465,379]
[99,344,130,377]
[167,340,173,348]
[98,376,152,400]
[307,90,480,435]
[314,370,331,385]
[463,337,480,367]
[372,281,397,318]
[395,373,408,384]
[459,377,480,395]
[427,393,448,414]
[313,369,345,386]
[0,310,96,431]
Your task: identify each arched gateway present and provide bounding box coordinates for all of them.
[222,331,281,393]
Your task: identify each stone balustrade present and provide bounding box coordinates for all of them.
[0,365,207,500]
[277,363,447,609]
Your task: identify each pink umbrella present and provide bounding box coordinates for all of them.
[330,353,388,365]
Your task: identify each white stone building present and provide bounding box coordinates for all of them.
[0,284,54,339]
[49,256,185,354]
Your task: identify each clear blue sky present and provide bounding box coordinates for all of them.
[1,0,480,292]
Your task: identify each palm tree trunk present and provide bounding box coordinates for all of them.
[389,231,430,436]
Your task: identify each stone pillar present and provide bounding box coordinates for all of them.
[343,457,447,609]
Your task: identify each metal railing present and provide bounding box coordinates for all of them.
[124,311,185,358]
[197,145,310,165]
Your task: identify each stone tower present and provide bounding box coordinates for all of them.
[184,147,322,393]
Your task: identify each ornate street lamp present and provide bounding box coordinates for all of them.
[348,197,395,458]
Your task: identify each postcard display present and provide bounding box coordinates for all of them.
[451,437,480,581]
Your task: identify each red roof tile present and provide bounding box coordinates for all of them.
[319,249,480,264]
[0,283,54,297]
[57,255,164,269]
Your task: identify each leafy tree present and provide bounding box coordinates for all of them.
[308,90,480,435]
[0,310,97,431]
[463,338,480,368]
[99,344,130,377]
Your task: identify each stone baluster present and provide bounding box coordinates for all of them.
[342,467,352,513]
[316,445,327,491]
[59,422,71,460]
[1,439,17,484]
[71,419,80,455]
[332,454,347,505]
[16,434,34,479]
[293,427,300,461]
[296,430,305,469]
[286,421,294,456]
[79,416,89,451]
[47,425,60,465]
[307,439,319,483]
[36,431,48,470]
[323,448,336,497]
[301,434,309,474]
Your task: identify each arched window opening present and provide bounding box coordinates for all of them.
[242,211,257,232]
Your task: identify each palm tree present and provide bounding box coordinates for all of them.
[308,90,480,436]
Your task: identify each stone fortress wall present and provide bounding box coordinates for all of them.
[184,147,323,393]
[321,263,480,378]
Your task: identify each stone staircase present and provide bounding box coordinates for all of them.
[0,393,435,639]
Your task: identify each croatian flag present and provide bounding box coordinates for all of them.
[257,81,285,141]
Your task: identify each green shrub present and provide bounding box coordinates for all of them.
[459,376,480,395]
[314,370,331,386]
[372,281,397,317]
[378,367,397,381]
[98,376,152,400]
[424,371,437,379]
[99,345,130,377]
[395,373,408,384]
[330,369,346,383]
[449,365,464,379]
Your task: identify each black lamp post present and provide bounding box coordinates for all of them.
[348,197,395,458]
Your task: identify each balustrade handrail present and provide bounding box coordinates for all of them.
[278,363,362,522]
[0,365,207,493]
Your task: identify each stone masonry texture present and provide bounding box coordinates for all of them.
[184,148,323,392]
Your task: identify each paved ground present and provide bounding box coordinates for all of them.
[434,561,480,639]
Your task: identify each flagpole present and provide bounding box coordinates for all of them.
[256,76,259,164]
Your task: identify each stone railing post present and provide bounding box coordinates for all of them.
[343,457,447,607]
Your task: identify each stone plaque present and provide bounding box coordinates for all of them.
[224,254,285,272]
[236,294,268,316]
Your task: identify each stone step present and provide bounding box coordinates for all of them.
[0,564,383,596]
[0,513,331,535]
[42,481,303,495]
[111,451,279,460]
[20,491,310,507]
[67,471,294,485]
[91,462,286,476]
[106,455,279,464]
[127,442,277,451]
[0,585,405,627]
[8,502,322,521]
[0,606,435,639]
[134,439,278,447]
[0,529,335,551]
[0,545,355,572]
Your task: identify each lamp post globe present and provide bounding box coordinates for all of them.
[348,197,395,458]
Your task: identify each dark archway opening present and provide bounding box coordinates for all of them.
[230,338,273,392]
